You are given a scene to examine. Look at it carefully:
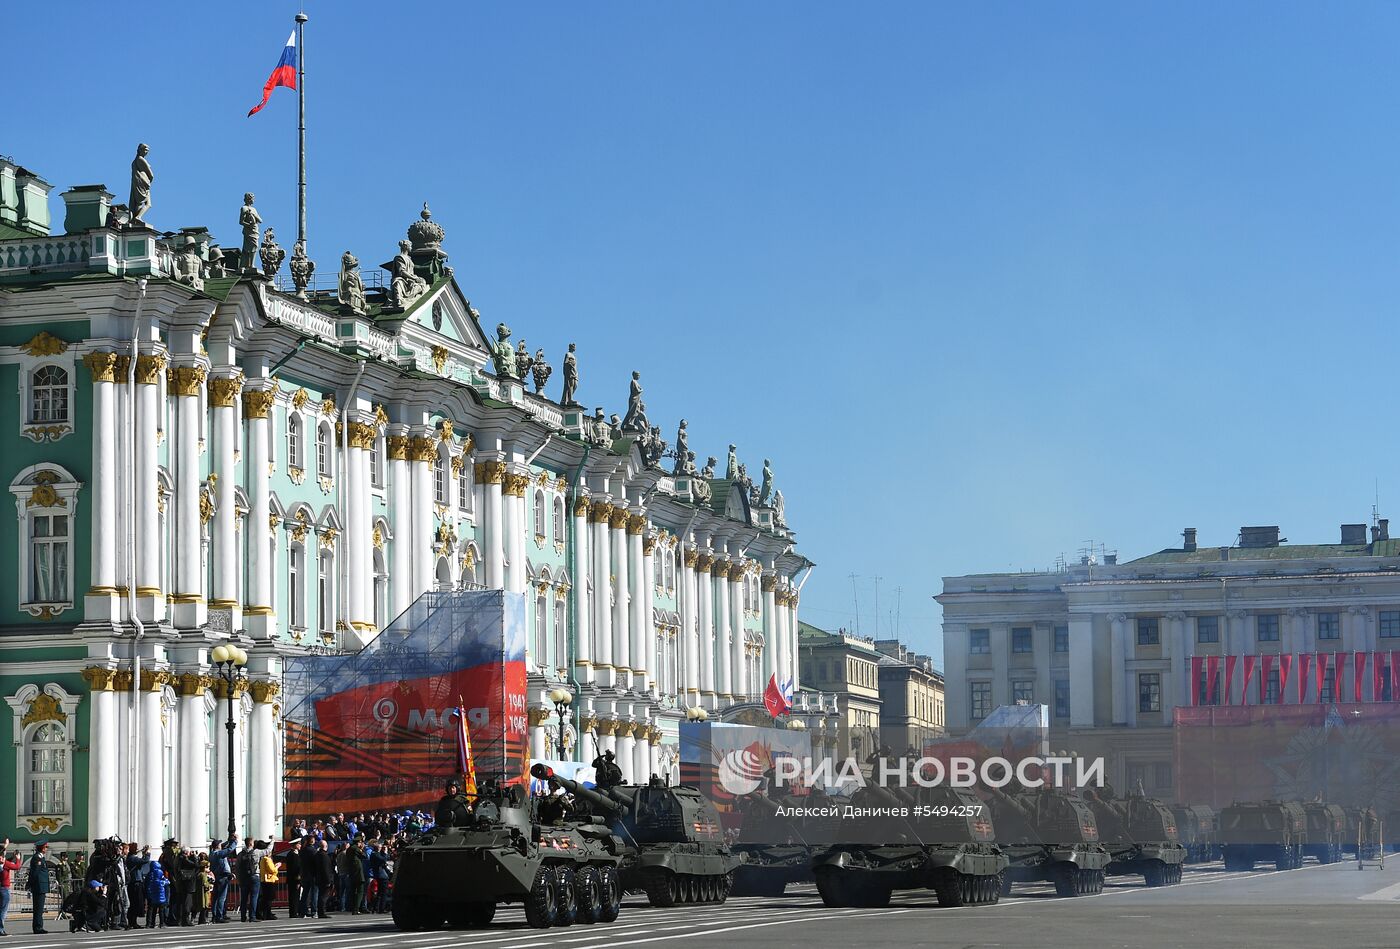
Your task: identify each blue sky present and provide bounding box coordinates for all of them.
[10,2,1400,664]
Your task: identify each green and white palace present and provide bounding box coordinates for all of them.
[0,155,815,849]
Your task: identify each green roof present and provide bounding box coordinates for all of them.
[0,221,44,240]
[1130,542,1396,565]
[202,276,240,301]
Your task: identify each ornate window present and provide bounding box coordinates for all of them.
[30,366,69,424]
[288,540,306,629]
[316,423,332,478]
[435,452,448,505]
[6,684,81,834]
[533,489,547,542]
[457,459,472,511]
[318,549,334,634]
[370,436,383,488]
[287,414,303,469]
[552,496,565,543]
[554,596,567,669]
[10,465,83,619]
[373,548,388,630]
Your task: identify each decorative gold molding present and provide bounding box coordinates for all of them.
[386,435,410,461]
[320,396,336,417]
[608,508,630,530]
[373,403,389,428]
[450,454,465,476]
[21,693,67,727]
[588,500,614,523]
[290,509,312,542]
[23,816,64,835]
[627,513,647,535]
[168,364,207,397]
[642,536,658,555]
[26,484,66,509]
[22,424,71,444]
[727,562,746,582]
[83,351,119,383]
[372,526,384,549]
[504,472,531,497]
[242,388,276,418]
[527,707,551,728]
[139,669,172,693]
[555,477,569,493]
[22,330,68,356]
[696,553,714,573]
[578,713,598,733]
[430,346,449,374]
[573,495,590,517]
[595,719,617,736]
[176,673,213,697]
[461,547,477,571]
[134,353,167,385]
[684,549,699,568]
[320,527,339,550]
[438,419,454,441]
[212,676,249,700]
[250,680,281,704]
[408,436,438,463]
[762,575,777,592]
[208,374,244,407]
[291,387,310,410]
[476,460,507,484]
[348,421,377,450]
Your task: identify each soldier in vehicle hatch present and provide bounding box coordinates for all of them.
[592,751,624,789]
[537,790,573,826]
[435,778,471,828]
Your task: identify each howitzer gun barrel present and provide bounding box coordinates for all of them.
[530,763,623,814]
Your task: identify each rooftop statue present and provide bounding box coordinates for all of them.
[621,370,647,434]
[386,239,429,309]
[531,348,552,394]
[289,240,314,299]
[338,251,367,314]
[207,245,227,278]
[491,323,517,378]
[129,144,153,223]
[672,419,690,475]
[609,413,623,441]
[701,456,717,479]
[759,458,773,505]
[693,463,713,503]
[585,407,611,448]
[725,444,738,481]
[239,193,261,274]
[773,489,786,527]
[174,237,204,292]
[560,342,579,405]
[515,341,533,382]
[259,227,285,278]
[682,449,698,476]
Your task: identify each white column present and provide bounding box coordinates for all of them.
[612,511,631,681]
[1168,612,1188,714]
[1069,615,1095,727]
[171,363,207,629]
[592,504,614,674]
[616,726,636,783]
[992,622,1011,708]
[481,460,506,589]
[248,683,277,841]
[943,623,970,731]
[83,353,119,619]
[787,596,800,691]
[84,669,119,838]
[177,674,210,843]
[530,720,547,761]
[345,419,368,629]
[210,372,242,618]
[243,387,275,636]
[1109,614,1128,724]
[135,355,165,623]
[715,560,733,698]
[139,673,165,845]
[410,433,435,595]
[633,723,651,781]
[572,496,592,683]
[599,721,617,758]
[1288,610,1310,704]
[629,518,649,692]
[1228,611,1249,704]
[510,475,528,595]
[728,564,745,699]
[762,574,778,686]
[682,551,699,699]
[698,555,716,698]
[580,720,598,765]
[388,433,412,615]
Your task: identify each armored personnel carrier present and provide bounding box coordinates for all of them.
[1343,806,1382,859]
[1170,805,1218,863]
[1082,788,1186,886]
[811,782,1007,908]
[391,777,626,931]
[728,783,817,897]
[983,785,1110,896]
[1218,800,1306,870]
[531,763,739,906]
[1301,802,1345,864]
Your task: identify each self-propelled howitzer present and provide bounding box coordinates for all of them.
[1080,788,1185,886]
[531,764,739,906]
[982,785,1111,897]
[728,786,818,897]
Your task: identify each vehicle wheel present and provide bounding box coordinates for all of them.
[999,872,1014,897]
[1275,850,1289,872]
[525,866,559,929]
[1053,866,1077,897]
[816,870,852,908]
[644,869,677,908]
[598,866,622,923]
[418,902,446,930]
[391,896,423,931]
[574,867,603,924]
[1144,863,1166,887]
[988,873,1002,904]
[447,903,496,929]
[854,880,891,908]
[554,867,578,927]
[932,870,964,907]
[718,871,733,903]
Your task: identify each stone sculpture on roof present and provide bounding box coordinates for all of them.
[561,343,579,405]
[129,144,153,223]
[289,241,315,299]
[491,323,518,378]
[701,456,717,479]
[725,444,738,480]
[239,193,261,274]
[338,251,367,314]
[531,348,551,394]
[759,459,773,505]
[174,237,204,292]
[621,371,648,434]
[516,341,533,383]
[386,239,429,310]
[773,489,786,527]
[259,227,285,278]
[672,419,690,475]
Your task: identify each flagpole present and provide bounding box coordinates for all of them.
[296,10,308,254]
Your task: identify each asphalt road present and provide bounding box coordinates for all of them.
[13,857,1400,949]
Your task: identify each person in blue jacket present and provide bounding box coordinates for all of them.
[144,858,169,929]
[207,836,237,923]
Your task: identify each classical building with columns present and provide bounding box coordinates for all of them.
[0,156,811,848]
[939,521,1400,800]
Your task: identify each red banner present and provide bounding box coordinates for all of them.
[1279,653,1292,704]
[1315,652,1329,702]
[1335,652,1347,702]
[1355,651,1368,703]
[1241,655,1258,704]
[1260,654,1275,704]
[1224,656,1238,705]
[1190,656,1205,706]
[1206,655,1221,705]
[1374,652,1384,703]
[1297,653,1312,703]
[1393,650,1400,701]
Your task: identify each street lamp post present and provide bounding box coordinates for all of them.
[685,706,708,724]
[547,687,573,759]
[211,644,248,839]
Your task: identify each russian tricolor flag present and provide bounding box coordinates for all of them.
[248,30,297,116]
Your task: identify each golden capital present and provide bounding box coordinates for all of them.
[408,435,438,463]
[82,666,117,692]
[504,472,531,497]
[761,575,777,592]
[642,536,658,555]
[572,495,590,517]
[212,676,249,701]
[387,435,410,461]
[112,670,134,692]
[250,680,281,704]
[578,713,598,733]
[683,549,699,568]
[176,672,213,697]
[242,388,276,419]
[167,364,207,397]
[627,513,647,535]
[348,421,378,450]
[83,351,120,383]
[616,721,637,738]
[527,707,551,727]
[134,353,167,385]
[588,500,613,523]
[476,460,507,484]
[208,374,244,407]
[696,553,714,573]
[596,719,618,736]
[609,508,630,530]
[139,669,172,692]
[727,562,746,582]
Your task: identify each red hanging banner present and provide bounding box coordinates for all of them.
[1315,652,1329,703]
[1334,652,1347,702]
[1278,653,1293,703]
[1206,655,1221,705]
[1190,656,1204,706]
[1373,651,1383,703]
[1223,656,1238,705]
[1260,654,1275,703]
[1392,650,1400,701]
[1355,651,1368,703]
[1297,653,1312,703]
[1241,654,1258,705]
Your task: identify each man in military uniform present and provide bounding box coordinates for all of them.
[591,751,624,789]
[434,778,471,828]
[537,790,572,826]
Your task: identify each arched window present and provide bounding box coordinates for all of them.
[370,436,383,488]
[434,452,448,505]
[533,489,547,540]
[288,540,305,629]
[653,552,663,588]
[554,596,567,669]
[317,548,333,635]
[373,548,388,630]
[457,459,471,510]
[29,366,69,424]
[26,721,67,814]
[317,423,332,478]
[29,510,70,604]
[552,496,565,542]
[462,546,480,587]
[435,557,453,592]
[11,465,82,617]
[534,588,549,666]
[287,414,303,469]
